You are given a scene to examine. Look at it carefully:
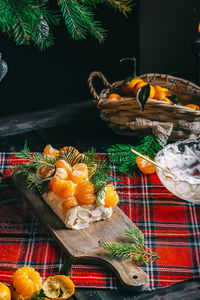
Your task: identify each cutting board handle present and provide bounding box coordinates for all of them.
[79,252,149,291]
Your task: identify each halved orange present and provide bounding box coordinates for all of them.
[43,275,75,300]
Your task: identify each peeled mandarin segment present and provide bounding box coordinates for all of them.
[12,266,42,298]
[49,168,69,190]
[184,104,200,110]
[0,282,11,300]
[52,180,76,199]
[104,184,119,208]
[136,155,156,174]
[107,93,121,100]
[62,197,77,210]
[43,275,75,300]
[44,144,59,157]
[122,78,143,95]
[54,160,72,176]
[75,180,96,206]
[70,163,88,184]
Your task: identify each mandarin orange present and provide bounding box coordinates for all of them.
[107,93,121,100]
[184,104,200,110]
[136,155,156,174]
[44,144,59,157]
[54,160,72,176]
[70,163,88,184]
[43,275,75,300]
[133,81,155,98]
[75,180,96,206]
[49,168,69,190]
[104,184,119,207]
[62,197,77,211]
[161,97,173,104]
[122,78,143,95]
[0,282,11,300]
[12,266,42,299]
[52,180,76,199]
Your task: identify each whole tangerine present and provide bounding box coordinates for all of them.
[75,180,96,206]
[133,81,155,98]
[122,78,143,95]
[52,180,76,199]
[0,282,11,300]
[70,163,88,184]
[107,93,121,100]
[184,104,200,110]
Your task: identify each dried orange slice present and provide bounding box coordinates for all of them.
[75,180,96,206]
[37,166,54,178]
[0,282,11,300]
[136,155,156,174]
[43,275,75,300]
[70,163,88,184]
[104,184,119,207]
[11,266,42,299]
[52,180,76,199]
[44,144,59,157]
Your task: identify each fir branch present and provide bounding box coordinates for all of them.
[107,135,163,176]
[102,226,159,265]
[106,0,134,16]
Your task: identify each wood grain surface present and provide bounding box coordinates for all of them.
[13,174,149,291]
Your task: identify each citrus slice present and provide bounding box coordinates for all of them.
[43,275,75,300]
[0,282,11,300]
[11,266,42,298]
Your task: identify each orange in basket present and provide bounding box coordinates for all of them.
[133,81,155,99]
[75,180,96,205]
[122,77,143,95]
[104,184,119,207]
[11,266,42,299]
[107,93,121,100]
[184,104,200,110]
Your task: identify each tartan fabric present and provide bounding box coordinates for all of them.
[0,153,200,291]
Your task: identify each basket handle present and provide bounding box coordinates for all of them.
[88,71,112,102]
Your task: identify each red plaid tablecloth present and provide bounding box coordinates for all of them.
[0,153,200,291]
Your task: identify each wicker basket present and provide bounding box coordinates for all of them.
[88,72,200,142]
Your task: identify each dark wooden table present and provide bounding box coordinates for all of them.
[1,101,200,300]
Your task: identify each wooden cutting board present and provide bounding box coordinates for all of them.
[13,175,149,291]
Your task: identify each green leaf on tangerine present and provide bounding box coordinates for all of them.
[168,94,181,105]
[136,84,150,111]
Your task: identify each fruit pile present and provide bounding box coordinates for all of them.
[0,266,75,300]
[107,77,200,110]
[41,145,119,210]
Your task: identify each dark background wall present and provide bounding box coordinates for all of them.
[0,2,139,117]
[0,0,200,117]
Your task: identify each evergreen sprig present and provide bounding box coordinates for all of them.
[102,226,159,265]
[107,135,163,176]
[0,0,60,50]
[0,0,134,49]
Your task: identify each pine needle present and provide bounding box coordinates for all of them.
[106,135,163,176]
[102,226,159,265]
